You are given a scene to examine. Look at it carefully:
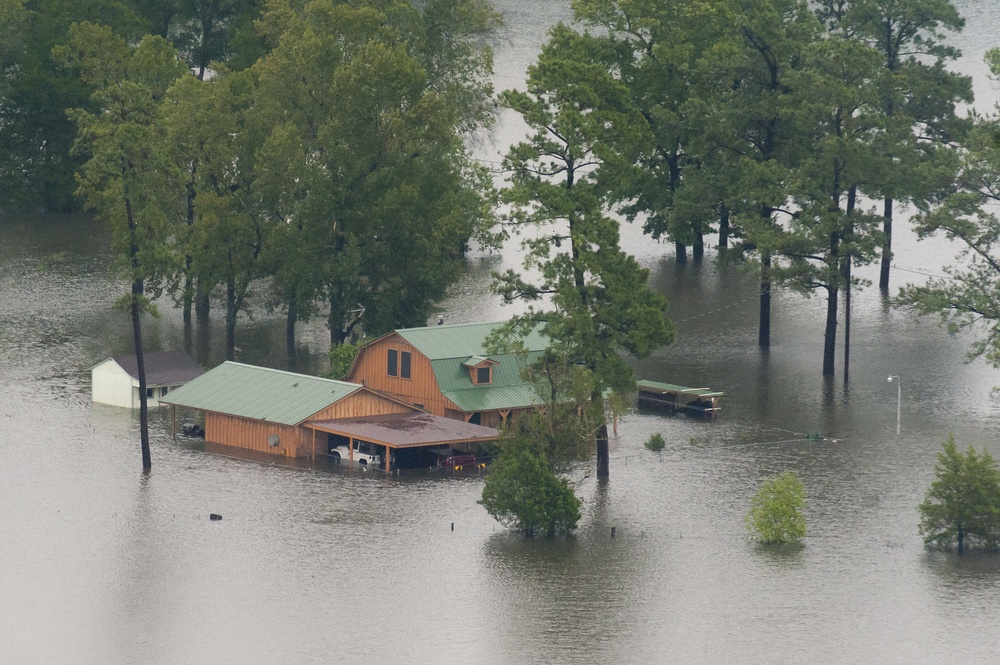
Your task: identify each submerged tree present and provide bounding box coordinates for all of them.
[480,416,583,537]
[495,25,675,479]
[58,24,189,469]
[745,471,807,544]
[919,435,1000,554]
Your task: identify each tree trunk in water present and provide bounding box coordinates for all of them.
[693,229,704,262]
[182,168,196,324]
[823,284,838,376]
[286,294,297,357]
[843,186,856,384]
[675,241,687,264]
[759,253,771,349]
[125,192,150,471]
[957,526,964,555]
[132,279,151,471]
[225,278,236,361]
[596,421,610,479]
[879,196,893,292]
[718,208,730,251]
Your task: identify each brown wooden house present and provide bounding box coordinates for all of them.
[161,361,497,468]
[346,321,551,428]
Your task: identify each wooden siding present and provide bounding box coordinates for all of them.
[309,390,414,421]
[201,389,415,459]
[206,413,307,457]
[348,334,458,416]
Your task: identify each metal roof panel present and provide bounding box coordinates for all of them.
[161,362,362,425]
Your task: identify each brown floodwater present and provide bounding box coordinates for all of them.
[3,2,1000,663]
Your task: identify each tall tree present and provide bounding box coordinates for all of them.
[248,0,498,346]
[57,23,188,469]
[496,25,676,479]
[834,0,971,293]
[896,109,1000,368]
[572,0,729,262]
[0,0,145,210]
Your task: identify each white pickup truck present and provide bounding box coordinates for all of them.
[328,440,381,467]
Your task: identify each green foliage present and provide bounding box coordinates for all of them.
[479,424,582,537]
[644,432,665,452]
[918,435,1000,554]
[896,112,1000,368]
[326,341,362,380]
[495,24,676,476]
[746,471,807,545]
[0,0,146,210]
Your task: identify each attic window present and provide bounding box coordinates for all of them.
[387,349,411,379]
[476,366,492,385]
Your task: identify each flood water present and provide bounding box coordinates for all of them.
[3,2,1000,664]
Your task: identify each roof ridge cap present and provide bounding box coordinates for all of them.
[222,361,362,387]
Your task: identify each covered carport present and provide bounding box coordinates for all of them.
[304,412,499,472]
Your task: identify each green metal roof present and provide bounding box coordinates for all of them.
[637,380,725,398]
[396,321,549,360]
[433,351,549,412]
[160,361,363,426]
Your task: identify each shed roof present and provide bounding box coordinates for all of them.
[306,412,498,449]
[396,321,549,360]
[637,380,725,398]
[161,361,363,426]
[108,351,204,386]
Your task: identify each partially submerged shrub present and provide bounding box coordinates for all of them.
[644,432,666,452]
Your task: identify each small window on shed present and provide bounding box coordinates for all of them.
[387,349,398,377]
[146,388,154,398]
[476,366,492,385]
[400,351,411,379]
[160,386,169,397]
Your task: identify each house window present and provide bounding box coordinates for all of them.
[476,366,491,385]
[160,386,169,397]
[146,388,154,398]
[387,349,398,376]
[400,351,411,379]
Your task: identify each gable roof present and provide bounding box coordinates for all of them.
[109,351,204,386]
[160,361,364,426]
[395,321,549,361]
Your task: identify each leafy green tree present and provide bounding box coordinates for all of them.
[0,0,145,210]
[57,23,189,469]
[746,471,807,544]
[325,340,362,380]
[919,435,1000,554]
[480,423,582,537]
[823,0,971,294]
[572,0,729,261]
[696,0,824,349]
[896,50,1000,367]
[248,0,498,346]
[496,25,676,479]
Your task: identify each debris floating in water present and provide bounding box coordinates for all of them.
[209,513,223,521]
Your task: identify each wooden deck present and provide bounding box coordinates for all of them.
[637,380,724,420]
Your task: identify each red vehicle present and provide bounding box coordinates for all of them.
[431,447,477,469]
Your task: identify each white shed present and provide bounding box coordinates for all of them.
[91,351,204,409]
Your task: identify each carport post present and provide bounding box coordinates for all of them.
[349,438,354,463]
[384,445,390,473]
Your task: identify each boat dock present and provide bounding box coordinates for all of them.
[637,380,724,420]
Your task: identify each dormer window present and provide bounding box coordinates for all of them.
[463,356,497,386]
